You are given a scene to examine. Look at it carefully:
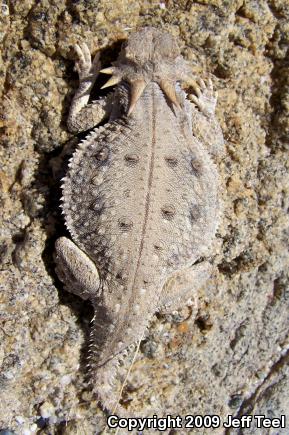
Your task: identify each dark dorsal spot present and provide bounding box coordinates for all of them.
[161,204,176,220]
[94,147,109,162]
[118,217,133,231]
[190,204,202,222]
[165,156,178,167]
[124,153,139,166]
[154,241,164,251]
[116,269,127,284]
[190,157,203,177]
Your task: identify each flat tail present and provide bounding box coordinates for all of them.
[88,349,135,417]
[87,315,137,416]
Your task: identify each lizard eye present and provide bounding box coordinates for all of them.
[118,217,133,231]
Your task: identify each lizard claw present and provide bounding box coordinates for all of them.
[73,42,100,81]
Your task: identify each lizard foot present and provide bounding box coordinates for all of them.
[188,78,217,117]
[74,42,100,82]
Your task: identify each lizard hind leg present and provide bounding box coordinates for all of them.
[159,260,213,315]
[54,236,100,300]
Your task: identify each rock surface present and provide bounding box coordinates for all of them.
[0,0,288,434]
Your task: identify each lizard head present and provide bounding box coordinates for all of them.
[100,27,191,115]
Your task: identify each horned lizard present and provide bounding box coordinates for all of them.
[54,27,224,412]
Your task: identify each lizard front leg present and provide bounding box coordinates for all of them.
[54,237,100,300]
[188,78,224,158]
[67,43,113,133]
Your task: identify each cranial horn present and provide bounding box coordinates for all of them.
[127,79,147,116]
[100,67,115,75]
[101,75,121,89]
[159,80,181,109]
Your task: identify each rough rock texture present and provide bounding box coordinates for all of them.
[0,1,288,434]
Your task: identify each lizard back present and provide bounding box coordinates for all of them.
[61,81,219,364]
